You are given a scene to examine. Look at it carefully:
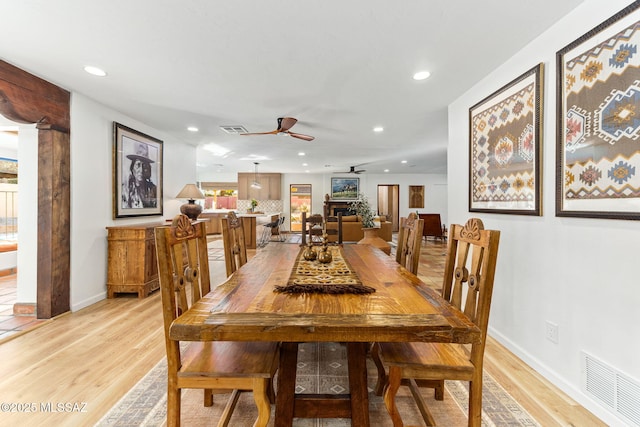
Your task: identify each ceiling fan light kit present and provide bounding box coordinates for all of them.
[241,117,315,141]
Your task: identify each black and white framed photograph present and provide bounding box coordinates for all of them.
[113,122,163,218]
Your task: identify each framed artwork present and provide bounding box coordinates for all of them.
[409,185,424,208]
[469,63,544,216]
[556,2,640,220]
[113,122,163,218]
[331,177,359,200]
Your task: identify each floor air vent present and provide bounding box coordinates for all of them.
[582,351,640,426]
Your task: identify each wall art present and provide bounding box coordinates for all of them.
[469,63,544,215]
[557,2,640,220]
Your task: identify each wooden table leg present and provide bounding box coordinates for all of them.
[275,342,299,427]
[347,342,370,427]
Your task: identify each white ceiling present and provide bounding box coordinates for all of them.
[0,0,583,175]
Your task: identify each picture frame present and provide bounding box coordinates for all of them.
[409,185,424,208]
[331,177,359,200]
[556,2,640,220]
[113,122,163,218]
[469,63,544,216]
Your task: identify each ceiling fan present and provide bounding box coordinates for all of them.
[334,165,366,174]
[241,117,314,141]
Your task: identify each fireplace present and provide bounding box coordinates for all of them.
[324,200,354,217]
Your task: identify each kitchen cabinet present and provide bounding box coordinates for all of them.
[238,173,281,200]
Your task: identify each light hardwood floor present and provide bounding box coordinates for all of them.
[0,238,605,427]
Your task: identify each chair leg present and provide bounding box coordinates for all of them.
[414,379,445,400]
[383,366,404,427]
[370,342,387,396]
[266,377,276,403]
[217,389,241,427]
[167,386,181,427]
[252,378,271,427]
[408,379,437,426]
[204,388,213,406]
[468,378,482,427]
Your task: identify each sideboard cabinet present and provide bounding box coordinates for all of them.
[106,222,163,298]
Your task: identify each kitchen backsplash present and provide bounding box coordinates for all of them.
[237,199,283,213]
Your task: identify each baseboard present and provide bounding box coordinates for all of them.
[13,302,36,316]
[71,292,106,312]
[488,326,628,427]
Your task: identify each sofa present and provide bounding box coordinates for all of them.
[327,215,392,242]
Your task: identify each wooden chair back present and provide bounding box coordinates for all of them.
[395,212,424,275]
[301,212,324,245]
[221,211,247,277]
[325,212,343,244]
[443,218,500,362]
[155,215,211,363]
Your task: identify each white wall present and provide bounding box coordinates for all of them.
[16,126,37,303]
[65,94,197,311]
[448,1,639,425]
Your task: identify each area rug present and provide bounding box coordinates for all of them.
[96,342,540,427]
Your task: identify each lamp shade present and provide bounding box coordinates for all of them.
[176,184,204,200]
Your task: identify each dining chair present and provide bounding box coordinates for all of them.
[155,215,279,427]
[372,218,500,427]
[395,212,424,274]
[221,211,247,277]
[301,212,324,245]
[325,212,343,244]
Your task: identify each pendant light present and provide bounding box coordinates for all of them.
[250,162,262,189]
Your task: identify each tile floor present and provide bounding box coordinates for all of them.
[0,274,46,341]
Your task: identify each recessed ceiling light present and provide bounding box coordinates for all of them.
[401,160,408,164]
[373,127,384,132]
[305,170,310,173]
[384,169,389,173]
[302,163,308,166]
[413,70,431,81]
[298,152,306,156]
[187,126,199,132]
[84,65,107,77]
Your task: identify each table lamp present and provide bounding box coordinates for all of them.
[176,184,205,220]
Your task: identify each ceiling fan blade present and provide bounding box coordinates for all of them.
[278,117,298,132]
[287,132,315,141]
[240,130,278,136]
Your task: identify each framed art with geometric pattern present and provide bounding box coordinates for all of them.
[469,63,544,215]
[556,1,640,220]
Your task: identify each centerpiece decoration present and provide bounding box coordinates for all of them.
[250,198,258,213]
[349,193,391,255]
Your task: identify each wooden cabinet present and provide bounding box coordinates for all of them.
[197,212,225,234]
[106,222,162,298]
[238,173,281,200]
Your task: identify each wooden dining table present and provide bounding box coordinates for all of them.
[169,243,480,427]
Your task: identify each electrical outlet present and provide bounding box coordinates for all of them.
[546,321,559,343]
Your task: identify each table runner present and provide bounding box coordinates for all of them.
[274,245,375,294]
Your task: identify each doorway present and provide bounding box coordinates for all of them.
[290,184,312,233]
[377,184,399,232]
[0,60,71,319]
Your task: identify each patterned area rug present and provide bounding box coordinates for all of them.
[96,342,540,427]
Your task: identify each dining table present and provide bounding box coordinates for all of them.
[169,243,480,427]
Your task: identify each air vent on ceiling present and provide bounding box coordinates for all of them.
[220,125,248,134]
